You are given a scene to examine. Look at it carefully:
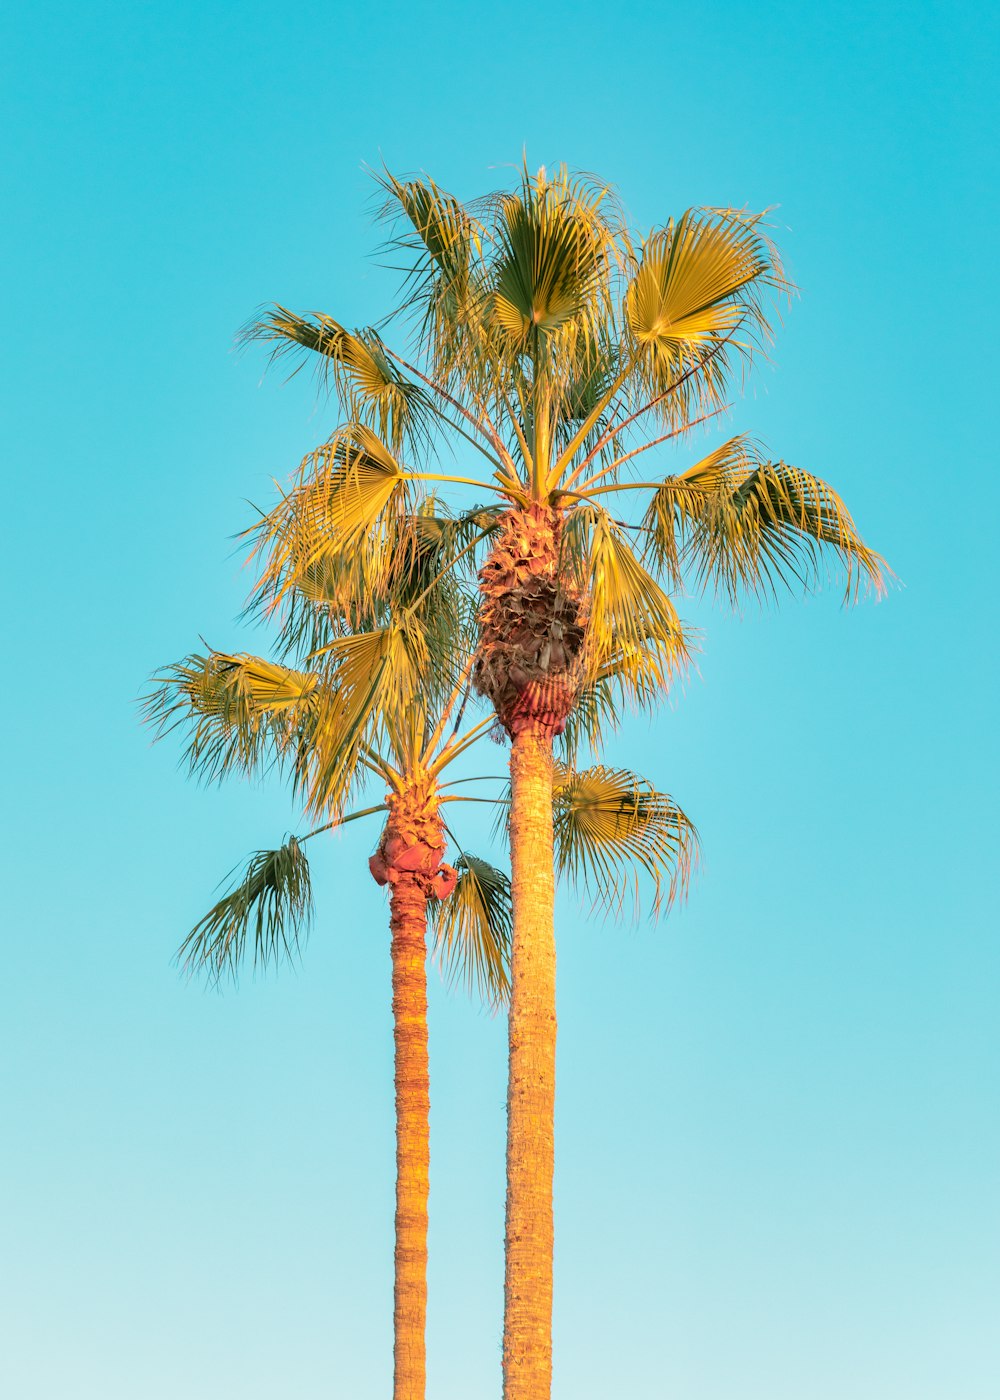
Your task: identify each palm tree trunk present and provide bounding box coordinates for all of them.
[503,726,557,1400]
[389,874,431,1400]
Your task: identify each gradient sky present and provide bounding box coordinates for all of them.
[3,2,998,1397]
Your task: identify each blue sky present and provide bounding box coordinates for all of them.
[2,1,998,1396]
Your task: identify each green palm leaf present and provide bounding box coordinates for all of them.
[376,170,488,381]
[179,837,313,984]
[428,853,512,1008]
[143,651,320,785]
[490,172,612,345]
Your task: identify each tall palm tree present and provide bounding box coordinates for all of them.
[240,160,887,1400]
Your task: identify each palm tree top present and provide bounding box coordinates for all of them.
[241,161,883,643]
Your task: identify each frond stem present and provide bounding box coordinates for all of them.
[402,470,500,493]
[563,335,738,488]
[438,775,508,788]
[386,349,516,474]
[299,803,389,842]
[549,353,638,487]
[566,409,729,495]
[429,716,495,773]
[424,656,477,756]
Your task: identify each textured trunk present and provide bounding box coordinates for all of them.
[390,875,430,1400]
[503,727,557,1400]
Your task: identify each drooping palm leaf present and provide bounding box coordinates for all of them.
[558,626,693,764]
[179,837,313,983]
[563,505,689,682]
[642,437,887,602]
[640,435,754,585]
[428,853,512,1008]
[552,763,697,917]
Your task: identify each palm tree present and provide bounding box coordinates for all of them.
[146,645,508,1400]
[240,161,887,1400]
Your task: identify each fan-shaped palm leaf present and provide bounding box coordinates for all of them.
[490,168,616,347]
[558,626,691,764]
[249,422,409,606]
[552,763,697,917]
[624,208,786,420]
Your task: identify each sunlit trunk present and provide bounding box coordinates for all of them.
[389,875,430,1400]
[503,726,557,1400]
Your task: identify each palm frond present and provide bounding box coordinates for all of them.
[489,165,620,350]
[558,626,692,765]
[623,208,786,421]
[563,505,689,682]
[248,423,409,607]
[179,837,313,983]
[428,853,512,1008]
[305,617,431,815]
[375,169,488,378]
[640,435,752,585]
[142,651,320,785]
[242,307,432,454]
[249,492,493,665]
[642,437,887,603]
[553,763,697,917]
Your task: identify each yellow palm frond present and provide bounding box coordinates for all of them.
[305,618,431,816]
[243,307,432,454]
[378,170,481,302]
[565,506,688,681]
[376,170,489,387]
[249,423,409,605]
[556,620,695,767]
[143,651,320,785]
[642,437,887,602]
[553,763,697,917]
[641,435,757,585]
[624,208,786,420]
[489,165,622,353]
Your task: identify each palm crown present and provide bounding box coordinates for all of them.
[241,163,885,786]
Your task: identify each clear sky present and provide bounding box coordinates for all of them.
[2,1,998,1396]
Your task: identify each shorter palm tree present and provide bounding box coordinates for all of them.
[146,643,508,1400]
[146,632,696,1400]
